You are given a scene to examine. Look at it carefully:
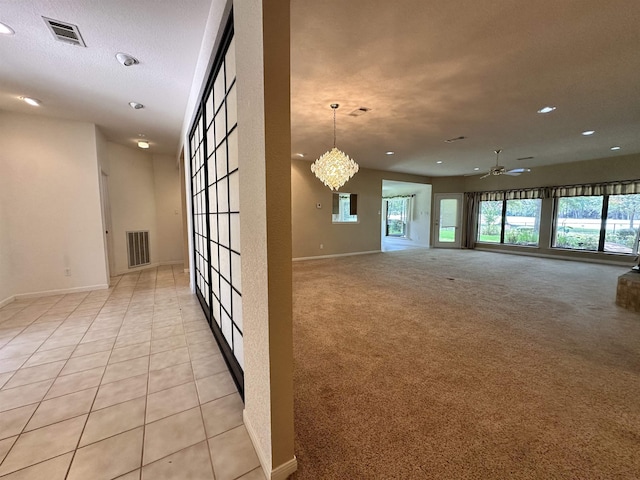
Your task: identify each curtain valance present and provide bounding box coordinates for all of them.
[550,180,640,197]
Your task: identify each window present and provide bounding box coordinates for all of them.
[385,198,409,237]
[605,194,640,253]
[477,200,502,243]
[477,199,541,246]
[332,193,358,223]
[553,196,603,250]
[552,193,640,253]
[505,199,541,246]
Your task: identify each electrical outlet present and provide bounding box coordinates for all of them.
[64,268,71,276]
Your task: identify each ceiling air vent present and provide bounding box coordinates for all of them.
[42,17,86,47]
[348,107,371,117]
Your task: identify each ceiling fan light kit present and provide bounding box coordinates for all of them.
[479,149,531,179]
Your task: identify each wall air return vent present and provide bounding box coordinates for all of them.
[126,231,150,268]
[42,17,86,47]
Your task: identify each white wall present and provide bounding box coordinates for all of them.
[0,161,11,305]
[152,154,184,265]
[0,111,108,302]
[106,144,184,276]
[107,142,158,276]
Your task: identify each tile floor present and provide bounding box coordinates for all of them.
[0,265,264,480]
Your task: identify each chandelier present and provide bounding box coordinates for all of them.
[310,103,359,190]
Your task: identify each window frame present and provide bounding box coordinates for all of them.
[552,193,640,254]
[476,198,542,247]
[332,193,359,224]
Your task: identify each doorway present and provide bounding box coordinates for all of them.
[381,180,431,252]
[433,193,462,248]
[100,171,115,278]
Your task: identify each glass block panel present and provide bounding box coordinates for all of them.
[212,298,220,327]
[214,67,225,111]
[228,171,239,212]
[230,214,240,252]
[207,155,216,186]
[232,290,242,330]
[218,214,229,247]
[228,129,238,172]
[231,252,241,292]
[215,107,226,148]
[222,309,232,344]
[219,246,231,282]
[220,278,232,314]
[217,179,229,214]
[206,126,215,159]
[216,141,227,181]
[209,214,218,242]
[206,90,214,127]
[233,326,243,370]
[226,85,237,132]
[208,186,217,212]
[225,38,236,89]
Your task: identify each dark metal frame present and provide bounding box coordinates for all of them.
[188,11,244,400]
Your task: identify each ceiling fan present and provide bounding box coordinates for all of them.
[479,149,531,179]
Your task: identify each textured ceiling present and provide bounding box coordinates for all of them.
[291,0,640,177]
[2,1,639,176]
[0,0,211,154]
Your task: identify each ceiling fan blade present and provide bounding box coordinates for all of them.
[507,168,531,174]
[479,172,491,179]
[504,171,522,176]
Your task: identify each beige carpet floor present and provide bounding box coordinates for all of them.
[292,249,640,479]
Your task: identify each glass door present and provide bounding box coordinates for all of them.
[434,194,462,248]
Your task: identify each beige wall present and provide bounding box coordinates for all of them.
[446,153,640,263]
[179,0,296,477]
[292,158,432,258]
[236,0,295,475]
[0,112,108,303]
[106,144,184,275]
[153,154,184,265]
[463,152,640,193]
[107,143,159,275]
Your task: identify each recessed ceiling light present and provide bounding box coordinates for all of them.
[474,167,480,171]
[386,151,394,155]
[0,21,15,35]
[295,153,305,158]
[129,102,144,110]
[436,161,443,164]
[581,130,595,136]
[20,96,41,107]
[611,146,621,151]
[138,140,150,149]
[537,106,556,114]
[115,52,139,67]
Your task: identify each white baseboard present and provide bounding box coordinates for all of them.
[243,410,298,480]
[271,457,298,480]
[11,284,109,301]
[293,250,381,262]
[0,295,16,309]
[113,261,184,277]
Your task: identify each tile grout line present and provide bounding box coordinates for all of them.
[0,291,99,474]
[139,266,158,476]
[63,272,138,480]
